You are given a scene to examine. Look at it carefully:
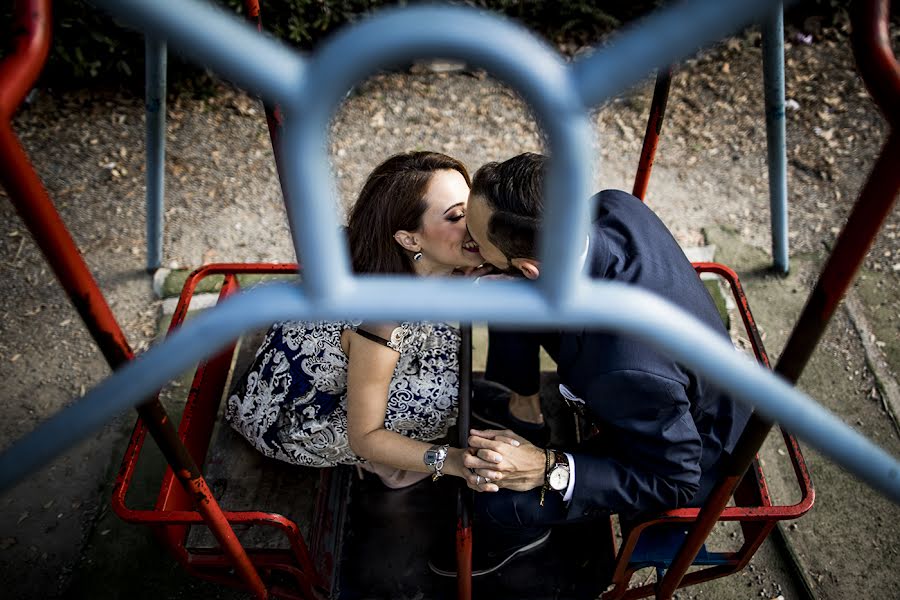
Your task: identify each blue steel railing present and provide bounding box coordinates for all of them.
[141,3,791,274]
[762,5,790,273]
[1,0,898,503]
[145,37,166,273]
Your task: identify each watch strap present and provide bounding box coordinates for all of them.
[424,443,449,481]
[552,450,569,471]
[539,448,550,507]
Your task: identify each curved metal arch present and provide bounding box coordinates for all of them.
[96,0,306,105]
[2,0,897,505]
[2,276,899,501]
[281,5,595,303]
[572,0,782,106]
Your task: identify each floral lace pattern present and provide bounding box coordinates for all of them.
[225,321,460,467]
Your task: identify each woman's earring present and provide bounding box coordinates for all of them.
[413,252,423,262]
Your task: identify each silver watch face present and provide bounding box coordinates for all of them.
[424,445,447,466]
[549,466,569,491]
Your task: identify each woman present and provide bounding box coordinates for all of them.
[226,151,486,488]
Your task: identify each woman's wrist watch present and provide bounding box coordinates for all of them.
[424,444,450,481]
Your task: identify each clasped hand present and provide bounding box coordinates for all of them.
[462,428,545,493]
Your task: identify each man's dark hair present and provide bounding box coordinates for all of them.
[470,152,546,260]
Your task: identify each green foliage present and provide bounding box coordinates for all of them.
[45,0,144,83]
[23,0,661,87]
[4,0,870,88]
[222,0,387,48]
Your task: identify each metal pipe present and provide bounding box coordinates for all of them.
[632,67,672,201]
[90,0,306,109]
[0,124,270,600]
[145,36,167,273]
[0,0,50,122]
[4,0,895,505]
[284,4,594,304]
[0,5,268,596]
[456,325,473,600]
[776,137,900,382]
[89,0,804,307]
[572,0,795,108]
[3,276,898,502]
[851,0,900,128]
[239,0,291,256]
[762,5,789,274]
[659,4,900,593]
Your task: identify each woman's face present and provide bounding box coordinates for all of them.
[416,169,484,271]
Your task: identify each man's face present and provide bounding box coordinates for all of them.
[465,194,512,270]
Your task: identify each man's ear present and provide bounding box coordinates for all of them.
[393,230,420,253]
[510,258,541,280]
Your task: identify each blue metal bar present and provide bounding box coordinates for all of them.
[1,278,899,501]
[145,36,166,273]
[90,0,305,111]
[4,0,887,507]
[286,5,592,302]
[762,6,790,274]
[572,0,795,108]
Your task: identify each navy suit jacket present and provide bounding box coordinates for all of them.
[558,190,751,518]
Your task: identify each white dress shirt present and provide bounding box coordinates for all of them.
[557,235,591,503]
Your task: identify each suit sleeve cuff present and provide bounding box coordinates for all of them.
[562,452,575,503]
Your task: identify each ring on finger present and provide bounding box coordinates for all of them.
[476,475,483,485]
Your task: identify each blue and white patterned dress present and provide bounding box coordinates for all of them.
[225,321,460,467]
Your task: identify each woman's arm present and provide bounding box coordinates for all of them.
[344,324,469,479]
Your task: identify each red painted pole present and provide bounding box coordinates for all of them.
[0,0,50,122]
[632,67,672,201]
[657,2,899,597]
[0,2,268,597]
[240,0,287,188]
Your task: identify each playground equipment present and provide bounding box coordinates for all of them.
[143,6,791,274]
[1,0,898,598]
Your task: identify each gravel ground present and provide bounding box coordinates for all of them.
[0,16,898,600]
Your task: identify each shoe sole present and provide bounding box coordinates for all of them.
[428,529,551,578]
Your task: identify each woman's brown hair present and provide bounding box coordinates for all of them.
[347,151,471,274]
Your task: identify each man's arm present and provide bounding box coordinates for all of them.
[568,369,702,516]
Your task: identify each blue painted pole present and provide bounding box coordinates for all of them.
[25,0,893,505]
[762,6,789,274]
[145,37,166,273]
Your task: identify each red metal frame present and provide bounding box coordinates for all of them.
[657,3,898,596]
[111,263,339,600]
[241,0,288,200]
[9,0,895,597]
[1,3,267,599]
[601,263,814,599]
[633,67,673,201]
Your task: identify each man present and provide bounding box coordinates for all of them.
[430,153,751,577]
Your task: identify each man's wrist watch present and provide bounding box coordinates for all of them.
[546,450,570,494]
[424,444,449,481]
